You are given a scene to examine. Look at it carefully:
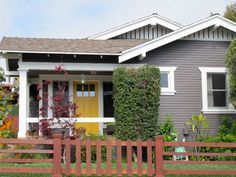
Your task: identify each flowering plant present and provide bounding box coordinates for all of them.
[0,67,17,139]
[0,118,16,138]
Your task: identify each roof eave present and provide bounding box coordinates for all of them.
[0,50,122,56]
[118,15,236,63]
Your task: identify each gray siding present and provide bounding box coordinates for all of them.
[127,40,236,138]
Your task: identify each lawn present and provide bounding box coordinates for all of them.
[0,163,236,177]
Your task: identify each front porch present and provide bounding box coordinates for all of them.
[23,66,114,137]
[18,62,143,137]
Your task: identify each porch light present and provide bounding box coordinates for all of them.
[80,74,85,84]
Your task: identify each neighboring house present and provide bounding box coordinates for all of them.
[0,13,236,138]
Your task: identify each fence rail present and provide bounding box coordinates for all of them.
[0,135,235,177]
[0,136,55,175]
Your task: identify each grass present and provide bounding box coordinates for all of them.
[164,164,236,177]
[0,163,235,177]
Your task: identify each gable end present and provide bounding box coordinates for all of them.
[88,13,182,40]
[112,24,172,40]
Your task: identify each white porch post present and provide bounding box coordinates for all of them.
[18,69,29,137]
[48,81,53,118]
[99,81,104,135]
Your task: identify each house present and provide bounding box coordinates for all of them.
[0,13,236,138]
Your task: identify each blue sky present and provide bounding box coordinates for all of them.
[0,0,234,40]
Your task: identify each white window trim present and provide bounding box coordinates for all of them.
[199,67,236,114]
[159,67,177,96]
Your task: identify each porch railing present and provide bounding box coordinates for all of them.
[26,117,115,123]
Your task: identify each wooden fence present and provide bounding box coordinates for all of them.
[0,134,236,177]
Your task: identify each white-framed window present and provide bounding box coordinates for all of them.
[199,67,236,114]
[159,67,177,95]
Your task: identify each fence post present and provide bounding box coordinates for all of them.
[52,133,62,177]
[155,136,164,177]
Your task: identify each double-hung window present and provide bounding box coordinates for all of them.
[199,67,235,113]
[159,67,177,95]
[207,73,227,108]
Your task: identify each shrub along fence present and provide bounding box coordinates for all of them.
[0,134,236,177]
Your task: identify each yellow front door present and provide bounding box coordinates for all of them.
[73,81,99,135]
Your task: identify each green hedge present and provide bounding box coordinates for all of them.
[113,65,161,140]
[226,38,236,107]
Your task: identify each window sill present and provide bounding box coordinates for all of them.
[202,109,236,114]
[161,91,176,96]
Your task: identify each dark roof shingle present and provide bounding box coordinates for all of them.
[0,37,148,55]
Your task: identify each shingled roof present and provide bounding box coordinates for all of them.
[0,37,148,55]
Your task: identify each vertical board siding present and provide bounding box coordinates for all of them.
[113,26,234,41]
[126,40,236,137]
[182,27,236,41]
[113,24,172,39]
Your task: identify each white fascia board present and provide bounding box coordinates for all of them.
[217,15,236,31]
[119,15,236,63]
[0,50,120,56]
[153,16,183,30]
[18,62,144,72]
[88,14,182,40]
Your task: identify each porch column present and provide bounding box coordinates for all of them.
[18,69,29,137]
[99,81,104,135]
